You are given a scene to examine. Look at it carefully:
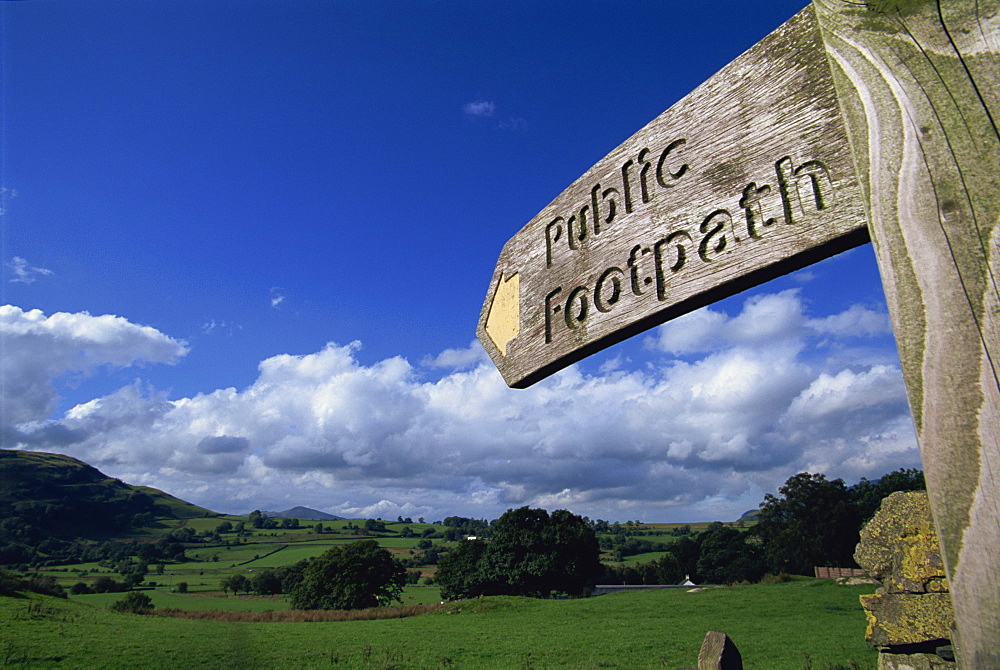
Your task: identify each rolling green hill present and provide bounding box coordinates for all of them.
[0,449,217,566]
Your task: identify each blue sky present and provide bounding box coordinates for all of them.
[1,0,920,522]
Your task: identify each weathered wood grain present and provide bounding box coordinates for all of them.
[812,1,1000,666]
[477,7,869,389]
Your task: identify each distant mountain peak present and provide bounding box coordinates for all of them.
[260,506,344,521]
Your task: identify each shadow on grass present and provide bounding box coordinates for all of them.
[151,601,444,622]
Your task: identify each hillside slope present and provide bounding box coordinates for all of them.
[0,448,216,565]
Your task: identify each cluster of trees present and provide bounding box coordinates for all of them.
[435,507,601,600]
[69,575,134,594]
[247,510,301,530]
[0,568,66,598]
[600,523,766,585]
[0,532,189,571]
[754,469,924,574]
[440,516,491,542]
[215,541,408,611]
[220,561,309,596]
[398,539,447,568]
[604,469,926,585]
[109,591,154,613]
[289,540,405,610]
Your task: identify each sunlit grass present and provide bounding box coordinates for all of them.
[8,579,878,669]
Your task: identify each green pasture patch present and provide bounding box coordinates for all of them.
[8,578,877,668]
[185,542,276,563]
[613,551,669,566]
[239,543,339,567]
[162,560,229,577]
[68,586,442,612]
[41,561,105,574]
[375,537,449,549]
[155,574,229,592]
[399,586,442,605]
[172,517,230,533]
[70,588,291,611]
[37,566,94,579]
[386,522,437,531]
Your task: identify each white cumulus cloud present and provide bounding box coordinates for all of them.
[4,291,919,522]
[0,305,188,426]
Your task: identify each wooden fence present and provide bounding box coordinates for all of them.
[813,567,866,579]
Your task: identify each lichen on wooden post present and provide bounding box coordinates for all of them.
[811,1,1000,666]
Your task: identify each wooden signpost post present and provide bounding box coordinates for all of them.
[477,2,998,667]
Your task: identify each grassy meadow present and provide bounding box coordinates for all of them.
[2,579,877,669]
[8,511,875,668]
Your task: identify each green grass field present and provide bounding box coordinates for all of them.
[239,542,350,567]
[615,551,669,566]
[70,585,442,611]
[45,528,457,607]
[5,579,878,669]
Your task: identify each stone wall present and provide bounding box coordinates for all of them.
[854,492,957,669]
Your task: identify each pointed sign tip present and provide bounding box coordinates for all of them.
[485,272,520,356]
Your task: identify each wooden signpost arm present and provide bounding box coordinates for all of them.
[812,1,1000,665]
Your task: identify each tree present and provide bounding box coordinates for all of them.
[850,468,925,523]
[695,526,765,584]
[653,551,684,585]
[71,581,94,595]
[363,519,386,533]
[754,472,861,574]
[289,540,404,610]
[668,534,704,582]
[437,507,602,599]
[92,576,128,593]
[221,573,250,596]
[435,539,491,600]
[110,591,153,613]
[250,569,282,595]
[275,560,308,593]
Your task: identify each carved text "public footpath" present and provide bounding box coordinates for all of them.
[543,150,836,343]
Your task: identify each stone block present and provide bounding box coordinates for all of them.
[861,592,954,647]
[855,492,947,593]
[697,631,742,670]
[877,651,957,669]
